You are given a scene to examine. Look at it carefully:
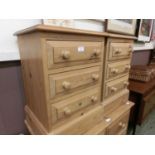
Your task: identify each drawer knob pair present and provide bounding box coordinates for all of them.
[110,87,117,92]
[111,68,119,74]
[92,74,99,81]
[62,81,71,90]
[91,96,98,103]
[61,51,70,59]
[119,122,126,128]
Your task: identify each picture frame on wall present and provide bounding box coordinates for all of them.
[42,19,75,28]
[106,19,137,35]
[137,19,154,42]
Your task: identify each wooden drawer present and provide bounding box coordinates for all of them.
[104,90,129,115]
[104,76,129,98]
[51,105,104,134]
[106,111,130,135]
[108,42,132,61]
[46,41,103,69]
[85,121,107,135]
[106,60,130,80]
[49,66,101,99]
[51,88,100,123]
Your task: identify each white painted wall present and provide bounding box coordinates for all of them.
[0,19,42,61]
[0,19,104,61]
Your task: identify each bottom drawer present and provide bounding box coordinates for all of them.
[104,90,129,115]
[106,111,130,135]
[85,121,107,135]
[51,87,100,123]
[51,105,104,135]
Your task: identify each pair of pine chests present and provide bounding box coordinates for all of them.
[15,25,135,135]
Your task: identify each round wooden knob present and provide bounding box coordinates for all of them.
[64,108,71,115]
[93,49,101,56]
[92,74,99,81]
[125,65,131,70]
[61,51,70,59]
[124,81,129,87]
[110,87,117,92]
[91,96,98,103]
[62,81,71,90]
[78,102,83,106]
[115,49,121,54]
[119,122,126,128]
[111,68,119,74]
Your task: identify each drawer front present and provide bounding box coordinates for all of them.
[51,88,100,123]
[106,60,130,80]
[107,111,130,135]
[104,91,129,115]
[49,66,101,99]
[108,42,132,61]
[104,76,129,98]
[46,41,103,69]
[85,121,106,135]
[52,105,104,135]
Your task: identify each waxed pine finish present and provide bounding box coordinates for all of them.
[15,25,135,135]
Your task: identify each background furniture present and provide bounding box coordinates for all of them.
[15,25,134,135]
[0,61,27,134]
[129,79,155,134]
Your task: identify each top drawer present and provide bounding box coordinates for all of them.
[108,42,132,61]
[46,41,103,69]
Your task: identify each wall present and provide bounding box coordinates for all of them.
[0,19,41,61]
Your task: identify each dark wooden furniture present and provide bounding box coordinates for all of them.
[128,79,155,134]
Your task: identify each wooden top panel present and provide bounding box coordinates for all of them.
[129,79,155,95]
[14,24,137,40]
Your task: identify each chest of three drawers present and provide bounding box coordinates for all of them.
[102,38,134,135]
[17,29,106,134]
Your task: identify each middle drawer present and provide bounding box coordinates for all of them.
[49,66,101,100]
[104,75,129,98]
[106,60,130,80]
[51,87,100,123]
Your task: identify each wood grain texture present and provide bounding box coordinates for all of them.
[46,41,102,69]
[129,79,155,95]
[16,25,135,135]
[106,111,130,135]
[103,90,129,115]
[14,24,137,40]
[18,33,50,131]
[50,105,104,135]
[104,75,129,98]
[106,59,130,81]
[104,101,134,135]
[102,38,134,101]
[51,87,100,123]
[49,66,101,100]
